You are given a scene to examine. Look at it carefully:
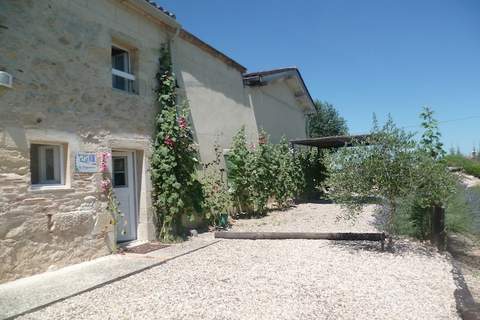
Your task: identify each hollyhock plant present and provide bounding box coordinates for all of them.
[97,150,123,249]
[178,117,187,129]
[151,45,203,241]
[99,152,111,173]
[100,178,111,193]
[164,136,174,147]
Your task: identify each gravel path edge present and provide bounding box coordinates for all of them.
[6,240,222,320]
[451,256,480,319]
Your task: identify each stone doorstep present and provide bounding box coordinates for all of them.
[118,239,149,249]
[0,239,221,320]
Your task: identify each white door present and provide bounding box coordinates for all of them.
[112,151,137,242]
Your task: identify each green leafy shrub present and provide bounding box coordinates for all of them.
[466,186,480,234]
[151,45,203,241]
[445,186,474,234]
[394,194,423,237]
[200,146,231,228]
[400,107,459,238]
[445,154,480,178]
[396,184,475,237]
[250,132,275,214]
[226,128,305,216]
[226,127,256,214]
[272,137,305,207]
[394,158,458,240]
[297,148,327,200]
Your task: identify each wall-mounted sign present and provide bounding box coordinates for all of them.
[75,152,97,173]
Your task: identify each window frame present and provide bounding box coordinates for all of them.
[112,156,129,188]
[111,44,136,93]
[30,142,66,190]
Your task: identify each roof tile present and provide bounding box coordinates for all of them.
[145,0,176,19]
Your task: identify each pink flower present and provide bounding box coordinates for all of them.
[99,152,111,173]
[100,179,111,193]
[164,136,174,147]
[99,160,108,173]
[178,117,187,129]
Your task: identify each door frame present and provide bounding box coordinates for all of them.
[112,150,138,243]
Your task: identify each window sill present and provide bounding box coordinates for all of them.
[30,185,73,193]
[112,88,139,96]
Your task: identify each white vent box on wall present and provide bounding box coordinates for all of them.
[0,71,13,88]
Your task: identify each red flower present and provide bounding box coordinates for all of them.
[164,136,174,147]
[178,117,187,129]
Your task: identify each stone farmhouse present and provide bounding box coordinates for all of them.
[0,0,315,283]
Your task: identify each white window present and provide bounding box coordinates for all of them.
[30,143,65,186]
[112,45,136,93]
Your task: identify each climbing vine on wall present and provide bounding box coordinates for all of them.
[151,44,203,241]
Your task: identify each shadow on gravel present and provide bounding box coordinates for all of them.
[295,198,334,205]
[371,205,388,232]
[232,204,299,220]
[332,240,384,253]
[333,239,439,257]
[448,234,480,280]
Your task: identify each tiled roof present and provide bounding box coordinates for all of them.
[145,0,176,19]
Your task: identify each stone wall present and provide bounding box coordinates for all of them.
[0,0,169,283]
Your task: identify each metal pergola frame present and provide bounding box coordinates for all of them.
[290,134,371,149]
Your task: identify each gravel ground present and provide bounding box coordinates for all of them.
[19,203,459,320]
[231,203,380,233]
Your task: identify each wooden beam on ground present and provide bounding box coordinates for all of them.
[214,231,386,240]
[215,232,386,250]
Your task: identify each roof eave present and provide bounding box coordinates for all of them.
[243,67,316,113]
[123,0,181,31]
[179,30,246,73]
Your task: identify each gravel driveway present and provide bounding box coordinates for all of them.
[19,203,459,320]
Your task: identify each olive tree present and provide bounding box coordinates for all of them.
[325,116,417,232]
[325,113,456,237]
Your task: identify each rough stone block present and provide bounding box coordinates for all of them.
[92,211,113,235]
[51,210,94,235]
